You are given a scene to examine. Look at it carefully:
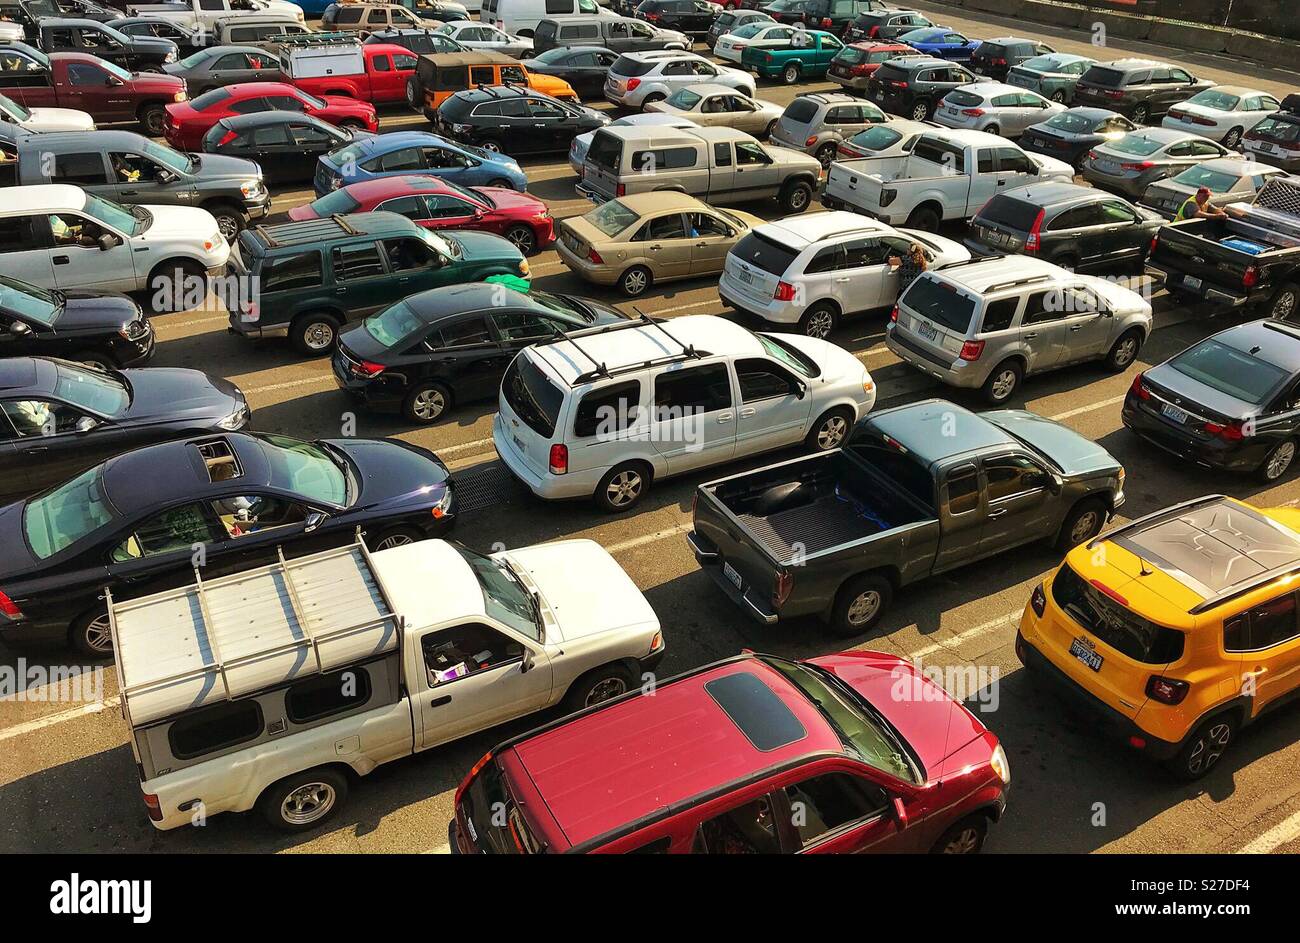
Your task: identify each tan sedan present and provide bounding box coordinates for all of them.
[643,84,785,139]
[556,192,762,297]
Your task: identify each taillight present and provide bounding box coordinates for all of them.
[1146,675,1189,705]
[242,300,260,323]
[1120,160,1154,171]
[850,63,870,75]
[991,57,1006,65]
[217,130,237,146]
[889,304,899,323]
[889,80,907,88]
[142,792,163,822]
[1029,583,1046,617]
[587,247,604,264]
[805,135,819,147]
[1025,208,1045,252]
[868,25,879,36]
[1130,372,1150,400]
[821,17,832,26]
[691,488,698,517]
[1203,420,1245,441]
[961,108,985,117]
[626,78,640,91]
[0,589,21,620]
[455,751,493,807]
[959,339,985,361]
[1149,234,1159,255]
[773,569,794,608]
[1243,264,1259,288]
[1103,88,1123,99]
[837,144,858,157]
[616,183,626,197]
[1089,579,1128,606]
[549,443,568,475]
[353,360,385,378]
[773,280,797,301]
[1087,150,1099,161]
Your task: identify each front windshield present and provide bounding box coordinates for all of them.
[585,199,640,237]
[525,289,592,323]
[756,332,816,378]
[765,657,919,782]
[666,88,702,110]
[532,47,571,64]
[0,93,31,122]
[258,434,348,505]
[455,545,541,641]
[54,362,129,416]
[24,467,117,560]
[364,300,425,347]
[848,125,903,151]
[144,140,192,174]
[0,276,61,326]
[1171,165,1238,191]
[102,60,132,82]
[83,194,143,236]
[299,91,326,110]
[438,177,489,207]
[433,22,455,34]
[307,189,360,216]
[178,48,216,68]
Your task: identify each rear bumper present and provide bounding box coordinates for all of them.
[1121,396,1264,472]
[1144,263,1252,307]
[687,531,779,625]
[492,413,602,500]
[885,327,978,388]
[718,281,799,324]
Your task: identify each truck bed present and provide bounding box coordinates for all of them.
[1151,216,1300,304]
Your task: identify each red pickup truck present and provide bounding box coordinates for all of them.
[279,42,417,106]
[0,48,186,135]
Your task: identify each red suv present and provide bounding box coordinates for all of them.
[451,651,1010,854]
[164,82,378,150]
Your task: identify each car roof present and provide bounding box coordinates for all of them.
[530,315,762,386]
[794,91,858,105]
[192,44,271,58]
[505,657,844,849]
[681,82,747,97]
[1124,126,1198,144]
[451,85,542,103]
[220,81,299,99]
[254,211,418,248]
[2,184,86,215]
[887,55,953,70]
[596,123,704,142]
[1208,85,1263,97]
[862,399,1012,465]
[931,254,1063,291]
[923,127,1012,147]
[1212,319,1300,371]
[1060,106,1120,121]
[756,210,890,248]
[100,433,274,513]
[1195,156,1258,174]
[991,180,1102,210]
[613,190,706,213]
[340,173,461,200]
[218,111,330,129]
[346,129,443,152]
[979,36,1035,44]
[20,129,146,150]
[1094,58,1166,70]
[958,81,1025,97]
[0,357,40,392]
[405,283,561,319]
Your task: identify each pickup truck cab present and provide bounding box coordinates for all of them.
[823,128,1074,230]
[275,35,417,105]
[689,398,1124,635]
[0,45,187,135]
[110,537,664,832]
[741,27,840,85]
[36,17,177,70]
[125,0,305,32]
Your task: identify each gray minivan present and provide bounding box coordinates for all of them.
[531,15,688,53]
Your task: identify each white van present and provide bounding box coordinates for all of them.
[493,314,876,512]
[481,0,614,38]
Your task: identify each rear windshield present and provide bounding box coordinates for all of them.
[846,125,903,152]
[1171,165,1238,192]
[1168,339,1289,405]
[1108,134,1162,157]
[975,42,1010,57]
[945,90,983,107]
[585,199,640,236]
[457,759,542,854]
[1020,54,1059,72]
[731,231,798,276]
[1081,66,1126,87]
[782,98,819,124]
[504,354,563,437]
[1051,563,1184,664]
[844,438,936,512]
[586,130,623,172]
[977,195,1040,231]
[1185,89,1239,111]
[833,46,865,64]
[1252,117,1300,142]
[612,55,656,77]
[1044,111,1099,133]
[191,87,233,111]
[901,274,976,332]
[873,63,908,84]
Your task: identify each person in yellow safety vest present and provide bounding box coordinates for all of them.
[1174,185,1227,222]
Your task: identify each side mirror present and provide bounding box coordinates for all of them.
[520,647,535,674]
[74,415,98,433]
[97,233,119,251]
[8,320,31,336]
[891,796,909,830]
[303,510,327,532]
[157,169,177,184]
[1048,472,1064,493]
[105,75,123,86]
[794,381,807,400]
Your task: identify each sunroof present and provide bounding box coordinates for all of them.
[704,672,806,752]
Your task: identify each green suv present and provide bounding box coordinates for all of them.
[741,30,843,85]
[228,213,530,355]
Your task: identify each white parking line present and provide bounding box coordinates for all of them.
[908,611,1020,660]
[1237,808,1300,853]
[244,375,335,395]
[0,697,120,744]
[604,522,693,556]
[1046,394,1128,422]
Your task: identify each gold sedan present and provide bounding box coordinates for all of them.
[555,192,762,297]
[643,84,786,139]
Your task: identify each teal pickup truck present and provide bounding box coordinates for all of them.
[741,30,844,85]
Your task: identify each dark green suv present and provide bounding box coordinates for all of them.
[227,212,530,355]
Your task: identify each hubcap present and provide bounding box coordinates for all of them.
[991,369,1017,401]
[624,270,648,295]
[1186,723,1231,775]
[817,415,848,450]
[84,614,112,654]
[804,309,833,338]
[483,141,501,152]
[375,532,415,551]
[789,187,809,209]
[785,67,797,83]
[1113,337,1138,366]
[216,215,239,241]
[304,322,334,351]
[1266,441,1296,479]
[817,147,834,168]
[585,677,627,706]
[1225,129,1240,147]
[412,389,446,421]
[943,827,980,854]
[507,228,534,254]
[846,591,881,626]
[1274,290,1297,321]
[1070,510,1099,544]
[606,470,642,507]
[281,782,336,825]
[912,104,927,121]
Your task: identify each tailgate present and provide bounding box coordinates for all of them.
[690,485,783,613]
[825,158,888,210]
[722,251,779,306]
[1150,223,1256,291]
[579,158,618,201]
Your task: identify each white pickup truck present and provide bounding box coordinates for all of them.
[823,128,1074,231]
[125,0,305,34]
[110,538,665,833]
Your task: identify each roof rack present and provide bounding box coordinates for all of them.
[538,313,709,386]
[271,30,361,46]
[252,224,280,248]
[1261,320,1300,340]
[983,273,1056,294]
[331,213,362,236]
[1084,494,1227,551]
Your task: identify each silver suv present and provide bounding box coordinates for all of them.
[886,256,1153,403]
[769,92,888,167]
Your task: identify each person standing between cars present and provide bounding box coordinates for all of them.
[888,243,928,297]
[1175,186,1227,222]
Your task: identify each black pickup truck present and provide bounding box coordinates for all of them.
[688,399,1125,636]
[1147,175,1300,321]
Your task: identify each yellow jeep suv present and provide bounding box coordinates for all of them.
[1017,494,1300,780]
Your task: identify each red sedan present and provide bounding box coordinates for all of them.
[163,83,378,151]
[288,175,555,256]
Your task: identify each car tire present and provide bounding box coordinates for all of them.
[904,205,940,231]
[1267,282,1300,322]
[147,259,206,314]
[1259,438,1298,482]
[71,607,114,659]
[797,301,837,339]
[487,178,514,189]
[930,816,988,854]
[138,103,167,136]
[1132,103,1150,125]
[985,123,1000,137]
[1054,254,1078,272]
[258,767,349,832]
[1222,126,1243,149]
[406,77,421,109]
[619,265,653,297]
[73,351,117,371]
[910,100,930,122]
[478,138,503,153]
[339,119,365,131]
[779,179,813,213]
[806,407,853,451]
[765,118,778,138]
[594,461,651,513]
[1166,714,1236,782]
[367,524,425,551]
[402,381,452,424]
[1103,328,1143,372]
[981,359,1022,404]
[782,63,800,85]
[290,311,342,357]
[829,573,893,636]
[1057,499,1107,550]
[504,224,537,256]
[1050,90,1065,103]
[814,142,837,167]
[204,202,245,242]
[563,663,636,713]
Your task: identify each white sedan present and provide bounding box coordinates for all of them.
[715,23,801,64]
[1162,86,1281,149]
[0,92,94,133]
[434,21,533,58]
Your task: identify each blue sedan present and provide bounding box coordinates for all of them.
[313,131,529,197]
[898,27,979,61]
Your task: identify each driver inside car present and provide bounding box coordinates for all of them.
[49,214,103,248]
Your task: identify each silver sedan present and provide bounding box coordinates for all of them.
[643,84,785,138]
[1081,127,1231,200]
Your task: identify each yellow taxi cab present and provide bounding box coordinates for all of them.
[1017,494,1300,780]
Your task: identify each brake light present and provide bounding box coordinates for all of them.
[1089,579,1128,606]
[773,569,794,608]
[0,589,21,620]
[549,443,568,475]
[691,488,698,517]
[961,108,985,117]
[889,80,907,88]
[644,11,659,19]
[774,280,797,301]
[837,144,858,157]
[868,25,879,37]
[1146,675,1189,705]
[805,135,819,147]
[1029,583,1046,617]
[218,130,237,146]
[1149,234,1159,255]
[142,792,163,823]
[889,304,899,322]
[1025,208,1045,252]
[587,247,604,264]
[1103,88,1123,99]
[616,183,626,197]
[821,17,832,26]
[1087,149,1099,161]
[242,301,260,323]
[455,751,493,807]
[1203,420,1245,441]
[1120,160,1154,171]
[626,78,640,91]
[850,63,870,75]
[991,57,1007,66]
[959,339,985,361]
[1130,372,1150,400]
[353,360,385,378]
[1243,264,1259,288]
[764,52,774,62]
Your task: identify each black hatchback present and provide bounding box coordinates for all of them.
[968,36,1055,81]
[0,275,153,370]
[333,283,629,424]
[202,112,368,185]
[635,0,720,37]
[436,86,609,156]
[966,182,1161,274]
[799,0,886,35]
[1124,320,1300,483]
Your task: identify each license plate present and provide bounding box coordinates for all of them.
[944,106,960,116]
[512,434,526,453]
[1069,638,1103,672]
[1183,275,1202,292]
[735,266,754,284]
[832,65,846,75]
[1256,142,1278,155]
[917,321,938,341]
[874,91,885,102]
[1097,160,1121,174]
[723,561,743,590]
[1161,402,1189,424]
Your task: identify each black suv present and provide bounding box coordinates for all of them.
[1124,319,1300,483]
[1072,58,1215,125]
[969,36,1055,81]
[843,9,932,43]
[635,0,719,37]
[436,86,608,155]
[799,0,886,35]
[966,182,1161,274]
[867,56,976,122]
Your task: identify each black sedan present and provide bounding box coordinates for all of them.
[0,431,454,655]
[334,284,628,424]
[202,112,369,185]
[161,44,281,96]
[1124,319,1300,483]
[0,356,249,502]
[108,16,204,57]
[520,46,620,98]
[0,276,154,370]
[1019,106,1138,170]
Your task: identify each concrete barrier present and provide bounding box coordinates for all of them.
[1088,11,1154,42]
[1017,0,1087,29]
[1146,19,1233,52]
[1228,32,1298,69]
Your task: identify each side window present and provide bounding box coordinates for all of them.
[111,503,220,562]
[984,455,1045,502]
[52,152,108,185]
[491,310,558,342]
[424,194,475,218]
[573,380,642,438]
[980,297,1018,333]
[714,142,732,167]
[167,700,262,761]
[735,141,769,166]
[250,125,291,146]
[692,213,731,237]
[976,149,995,174]
[439,316,492,347]
[469,65,495,85]
[289,124,333,147]
[1047,205,1098,231]
[654,363,732,415]
[1240,593,1300,650]
[381,237,437,272]
[285,666,373,724]
[804,245,844,274]
[643,213,687,241]
[736,358,796,401]
[692,794,782,853]
[228,96,270,115]
[945,465,978,515]
[332,243,387,281]
[261,251,322,292]
[1,399,82,437]
[1021,290,1065,325]
[0,216,43,254]
[421,623,524,686]
[372,54,392,72]
[210,495,309,538]
[379,147,423,172]
[843,238,888,269]
[995,147,1035,174]
[783,773,888,848]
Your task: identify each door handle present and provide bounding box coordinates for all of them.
[650,243,661,250]
[717,413,733,423]
[740,407,755,418]
[835,277,850,282]
[1069,325,1083,332]
[335,286,347,294]
[428,695,451,707]
[1023,332,1037,339]
[121,190,138,196]
[23,446,48,455]
[988,508,1008,518]
[53,255,69,265]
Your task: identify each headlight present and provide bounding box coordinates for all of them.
[990,743,1011,785]
[173,91,187,102]
[431,486,453,518]
[119,319,150,341]
[518,259,529,277]
[240,179,262,198]
[217,406,249,431]
[164,50,177,63]
[330,176,342,190]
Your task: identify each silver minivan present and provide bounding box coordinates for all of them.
[769,92,889,167]
[886,256,1153,403]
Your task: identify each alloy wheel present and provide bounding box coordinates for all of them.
[605,470,643,508]
[1185,722,1231,776]
[1069,510,1100,545]
[942,826,982,854]
[412,389,446,422]
[280,782,337,826]
[1266,441,1296,480]
[846,591,881,626]
[990,368,1018,401]
[83,614,113,654]
[817,415,848,450]
[584,677,628,706]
